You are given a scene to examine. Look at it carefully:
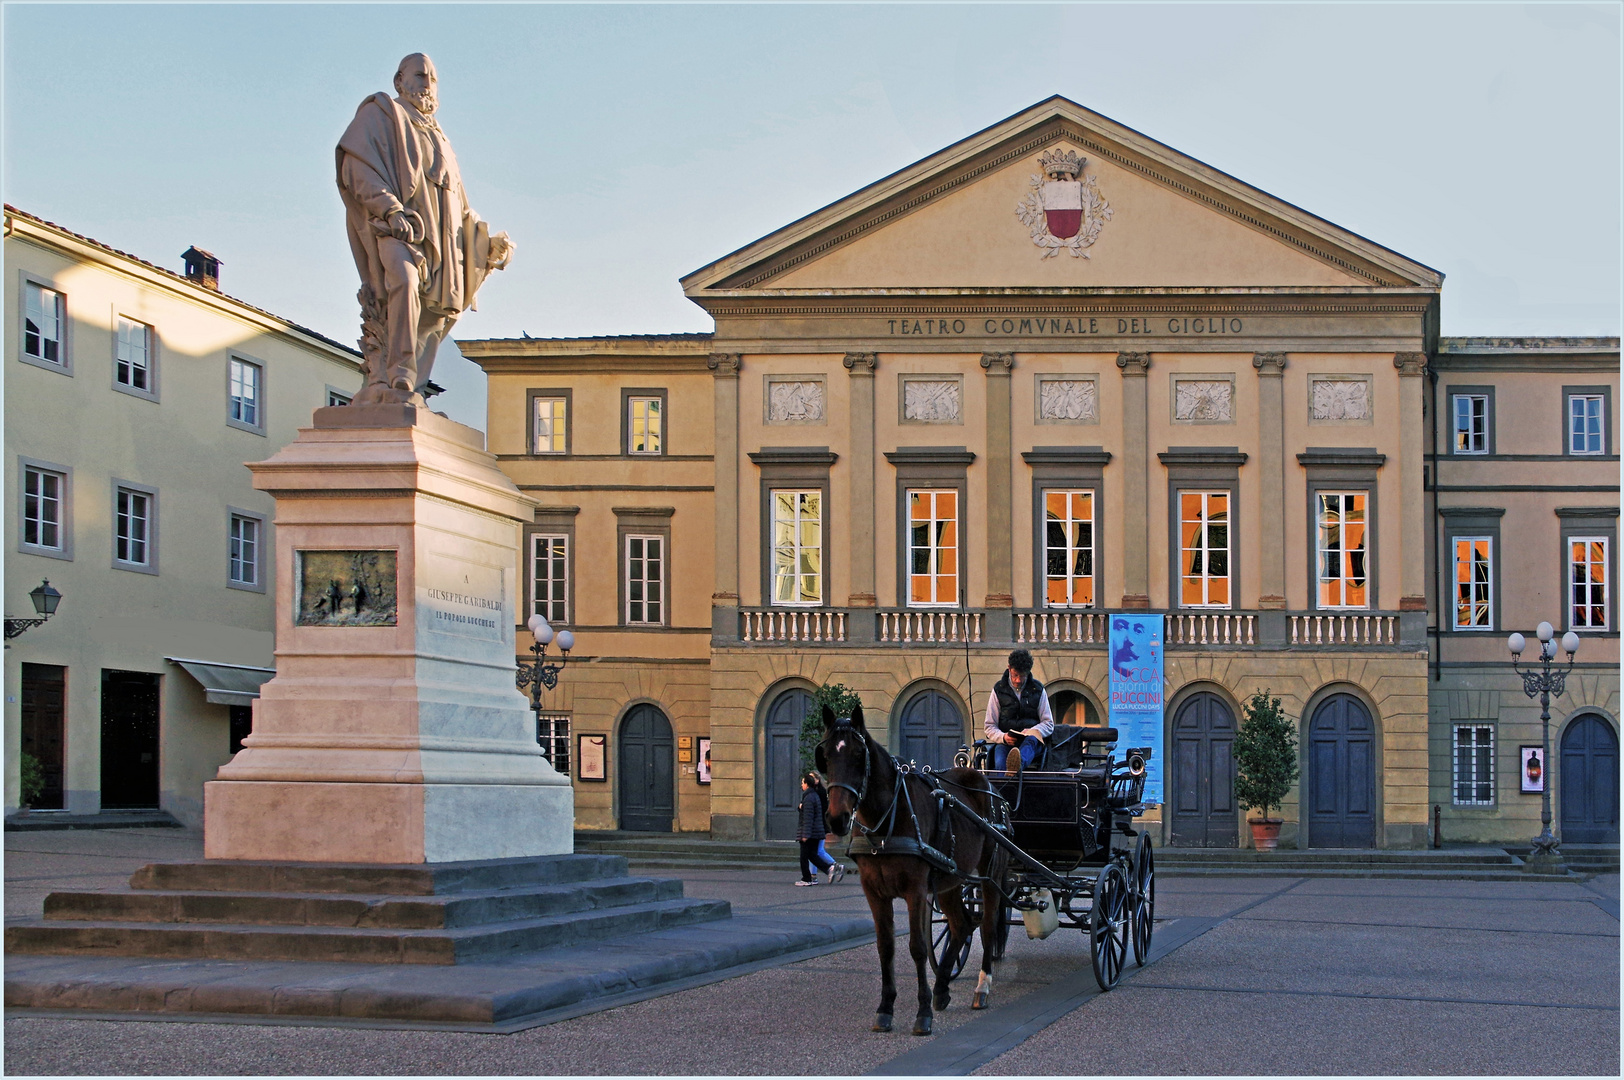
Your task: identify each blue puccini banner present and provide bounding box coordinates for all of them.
[1108,614,1165,806]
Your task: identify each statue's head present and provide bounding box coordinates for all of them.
[394,53,438,116]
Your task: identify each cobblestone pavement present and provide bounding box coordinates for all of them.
[4,829,1618,1075]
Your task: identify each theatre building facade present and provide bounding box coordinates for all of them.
[462,98,1618,849]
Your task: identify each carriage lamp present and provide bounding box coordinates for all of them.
[517,614,574,700]
[5,580,62,640]
[1507,621,1578,873]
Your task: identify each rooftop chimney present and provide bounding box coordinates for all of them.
[182,246,221,291]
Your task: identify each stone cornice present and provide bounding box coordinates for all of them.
[748,447,840,468]
[885,447,978,467]
[1022,446,1113,467]
[1296,448,1387,469]
[1158,447,1248,467]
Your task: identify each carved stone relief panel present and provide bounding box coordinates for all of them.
[1172,377,1235,423]
[764,376,826,424]
[1309,376,1373,423]
[1036,376,1099,424]
[900,376,962,424]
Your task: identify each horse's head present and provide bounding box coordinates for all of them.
[817,699,871,836]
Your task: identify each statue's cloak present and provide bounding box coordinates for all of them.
[336,92,496,318]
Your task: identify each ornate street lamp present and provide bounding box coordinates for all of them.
[1507,621,1579,874]
[5,580,63,640]
[518,614,574,697]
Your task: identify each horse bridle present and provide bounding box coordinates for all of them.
[826,721,872,810]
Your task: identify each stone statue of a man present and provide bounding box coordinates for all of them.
[337,53,514,406]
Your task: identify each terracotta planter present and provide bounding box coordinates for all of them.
[1249,818,1282,851]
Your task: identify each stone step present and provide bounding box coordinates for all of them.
[6,896,732,965]
[127,854,628,896]
[42,876,686,930]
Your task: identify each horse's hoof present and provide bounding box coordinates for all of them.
[971,991,989,1010]
[912,1016,933,1036]
[932,992,950,1011]
[872,1014,892,1033]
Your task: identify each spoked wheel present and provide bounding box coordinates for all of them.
[1131,832,1155,967]
[1089,862,1129,990]
[930,884,977,980]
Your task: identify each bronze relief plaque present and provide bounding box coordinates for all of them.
[296,550,398,626]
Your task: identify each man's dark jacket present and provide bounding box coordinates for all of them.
[992,672,1046,736]
[798,787,827,841]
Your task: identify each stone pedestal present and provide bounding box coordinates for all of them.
[204,405,572,863]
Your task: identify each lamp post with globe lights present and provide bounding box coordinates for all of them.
[1507,621,1579,874]
[517,614,574,770]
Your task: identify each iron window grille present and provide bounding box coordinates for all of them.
[537,712,571,776]
[1452,724,1494,806]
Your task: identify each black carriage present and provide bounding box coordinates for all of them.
[931,724,1155,991]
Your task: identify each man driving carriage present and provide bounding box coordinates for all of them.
[985,648,1054,776]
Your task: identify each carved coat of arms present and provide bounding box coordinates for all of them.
[1016,149,1112,258]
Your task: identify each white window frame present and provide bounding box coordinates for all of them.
[531,533,569,624]
[906,488,960,608]
[1568,535,1610,632]
[227,510,267,593]
[627,395,663,456]
[1179,490,1232,609]
[624,533,665,625]
[1452,724,1495,806]
[537,711,571,776]
[326,387,353,407]
[1042,488,1095,609]
[1315,491,1370,610]
[769,488,823,607]
[113,481,158,574]
[1452,393,1488,455]
[20,459,72,560]
[19,276,69,374]
[533,395,568,455]
[227,355,265,434]
[115,315,157,399]
[1569,394,1606,456]
[1452,535,1494,630]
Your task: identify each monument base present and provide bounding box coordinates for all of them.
[204,781,572,863]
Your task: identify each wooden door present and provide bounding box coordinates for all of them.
[1169,692,1238,847]
[1561,714,1619,844]
[21,664,66,810]
[100,670,160,809]
[898,690,964,770]
[618,703,674,832]
[1307,694,1376,848]
[764,688,812,840]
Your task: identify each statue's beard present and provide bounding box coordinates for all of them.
[403,88,437,116]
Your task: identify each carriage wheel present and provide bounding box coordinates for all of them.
[1089,862,1129,991]
[1131,832,1155,967]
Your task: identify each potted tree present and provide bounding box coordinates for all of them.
[17,751,45,816]
[1234,689,1300,851]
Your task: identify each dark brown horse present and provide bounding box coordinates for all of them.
[817,700,1007,1036]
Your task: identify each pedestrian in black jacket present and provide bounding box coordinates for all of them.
[796,773,839,885]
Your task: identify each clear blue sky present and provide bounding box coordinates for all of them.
[6,3,1619,429]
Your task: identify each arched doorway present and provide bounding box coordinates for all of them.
[763,687,814,840]
[897,689,964,769]
[1169,691,1237,848]
[1307,693,1376,848]
[618,703,674,832]
[1560,713,1619,844]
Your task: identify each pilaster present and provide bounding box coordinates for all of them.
[708,353,742,607]
[1117,351,1152,609]
[981,351,1015,607]
[844,352,878,607]
[1394,352,1429,611]
[1253,352,1288,609]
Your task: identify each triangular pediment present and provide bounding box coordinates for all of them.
[682,97,1440,296]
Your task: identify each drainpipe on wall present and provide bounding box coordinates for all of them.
[1428,361,1442,682]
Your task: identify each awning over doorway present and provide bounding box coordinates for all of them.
[164,657,275,706]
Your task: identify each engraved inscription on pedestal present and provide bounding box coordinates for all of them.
[418,553,507,642]
[765,378,826,424]
[901,377,962,424]
[1037,377,1099,423]
[296,550,398,626]
[1310,376,1372,422]
[1173,378,1234,423]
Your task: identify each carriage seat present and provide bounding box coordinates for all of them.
[1036,725,1117,771]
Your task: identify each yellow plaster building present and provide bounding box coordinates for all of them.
[4,206,362,825]
[461,98,1617,849]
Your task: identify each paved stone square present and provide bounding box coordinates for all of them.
[4,828,1617,1075]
